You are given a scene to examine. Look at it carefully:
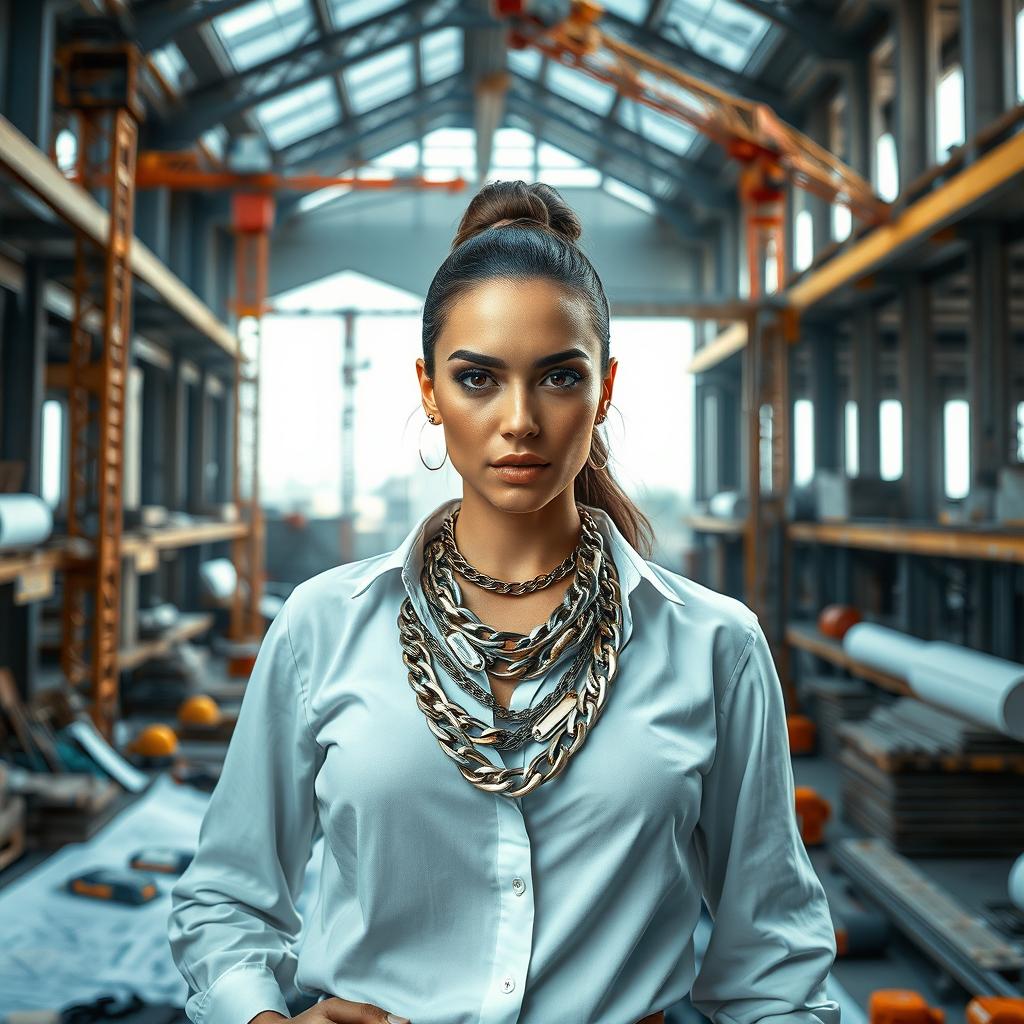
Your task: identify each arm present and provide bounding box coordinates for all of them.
[168,600,324,1024]
[690,621,840,1024]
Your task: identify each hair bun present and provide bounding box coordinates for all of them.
[451,180,583,251]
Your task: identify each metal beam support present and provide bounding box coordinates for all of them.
[898,278,934,518]
[845,54,872,179]
[966,222,1010,487]
[805,102,832,254]
[851,304,881,477]
[809,331,840,470]
[3,0,56,146]
[961,0,1013,147]
[895,0,933,188]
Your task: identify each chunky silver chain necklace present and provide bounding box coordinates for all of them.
[396,504,624,799]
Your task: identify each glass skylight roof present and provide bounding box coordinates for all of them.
[213,0,315,72]
[508,47,543,79]
[637,104,698,154]
[604,176,657,213]
[255,77,339,149]
[600,0,652,22]
[345,43,415,115]
[150,42,192,92]
[663,0,771,72]
[331,0,404,31]
[545,60,616,115]
[421,27,462,85]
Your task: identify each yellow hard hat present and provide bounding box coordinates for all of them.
[131,724,179,758]
[178,694,222,726]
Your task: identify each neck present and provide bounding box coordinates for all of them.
[453,489,582,582]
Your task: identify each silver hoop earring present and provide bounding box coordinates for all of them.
[419,413,448,471]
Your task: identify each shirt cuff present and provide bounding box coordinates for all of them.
[192,962,291,1024]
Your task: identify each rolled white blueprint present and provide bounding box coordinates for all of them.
[0,494,53,551]
[1010,852,1024,911]
[907,642,1024,741]
[841,621,928,679]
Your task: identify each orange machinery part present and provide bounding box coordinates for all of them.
[794,786,830,845]
[869,991,944,1024]
[967,998,1024,1023]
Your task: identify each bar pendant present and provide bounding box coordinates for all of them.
[532,690,578,741]
[446,630,486,671]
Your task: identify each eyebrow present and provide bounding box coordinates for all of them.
[447,347,591,369]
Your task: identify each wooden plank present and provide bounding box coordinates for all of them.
[118,612,214,672]
[686,320,749,373]
[785,620,911,695]
[0,114,237,358]
[0,549,64,590]
[787,520,1024,564]
[684,513,747,535]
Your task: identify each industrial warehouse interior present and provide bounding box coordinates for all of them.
[2,0,1024,1022]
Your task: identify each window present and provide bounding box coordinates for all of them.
[1018,4,1024,102]
[763,238,778,295]
[41,399,64,508]
[794,209,813,272]
[793,399,814,486]
[604,176,655,212]
[1016,400,1024,461]
[845,400,858,477]
[832,202,852,242]
[876,132,899,202]
[759,403,774,493]
[55,127,76,176]
[879,399,903,480]
[936,64,965,161]
[943,399,970,499]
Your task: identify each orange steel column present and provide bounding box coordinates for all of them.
[228,194,272,671]
[56,38,142,740]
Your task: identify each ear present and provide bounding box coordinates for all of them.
[416,358,440,422]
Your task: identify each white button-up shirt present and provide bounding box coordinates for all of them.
[168,497,840,1024]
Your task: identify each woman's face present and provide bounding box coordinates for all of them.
[417,277,617,512]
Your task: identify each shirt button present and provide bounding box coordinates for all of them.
[501,976,515,993]
[512,877,525,895]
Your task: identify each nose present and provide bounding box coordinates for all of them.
[499,383,540,437]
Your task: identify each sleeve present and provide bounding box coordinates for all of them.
[167,599,324,1024]
[690,620,841,1024]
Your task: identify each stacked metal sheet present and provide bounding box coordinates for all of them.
[838,697,1024,856]
[803,674,878,758]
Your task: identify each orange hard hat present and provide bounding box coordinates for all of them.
[130,724,179,758]
[178,694,222,726]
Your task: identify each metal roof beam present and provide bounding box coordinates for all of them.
[728,0,852,59]
[151,0,487,147]
[505,77,731,211]
[602,11,791,116]
[129,0,251,53]
[277,75,471,170]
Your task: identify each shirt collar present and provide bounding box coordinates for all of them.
[348,496,685,606]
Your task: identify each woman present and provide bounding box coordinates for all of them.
[168,180,840,1024]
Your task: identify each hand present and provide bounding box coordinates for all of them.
[248,999,412,1024]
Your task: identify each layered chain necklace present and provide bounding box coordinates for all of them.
[397,503,624,799]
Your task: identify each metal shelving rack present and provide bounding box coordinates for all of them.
[0,25,259,742]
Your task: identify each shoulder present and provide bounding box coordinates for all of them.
[642,558,761,692]
[278,552,393,635]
